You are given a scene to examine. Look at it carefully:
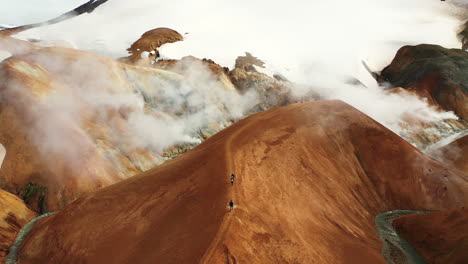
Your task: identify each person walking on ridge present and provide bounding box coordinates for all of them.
[229,200,234,211]
[230,173,236,186]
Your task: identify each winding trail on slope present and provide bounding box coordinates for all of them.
[6,212,57,264]
[199,121,253,264]
[375,210,429,264]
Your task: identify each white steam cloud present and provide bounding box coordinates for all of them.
[0,0,466,163]
[8,0,462,68]
[0,0,84,26]
[0,50,11,62]
[2,51,258,173]
[7,1,465,125]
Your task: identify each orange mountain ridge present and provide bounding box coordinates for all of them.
[17,101,467,264]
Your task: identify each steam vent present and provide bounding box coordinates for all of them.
[0,0,467,263]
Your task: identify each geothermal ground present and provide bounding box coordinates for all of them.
[0,1,468,264]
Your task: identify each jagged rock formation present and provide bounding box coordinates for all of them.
[154,55,296,113]
[234,52,265,72]
[154,56,235,91]
[393,208,468,264]
[125,28,184,63]
[228,53,297,112]
[16,101,468,264]
[228,67,293,111]
[381,44,468,119]
[0,189,36,263]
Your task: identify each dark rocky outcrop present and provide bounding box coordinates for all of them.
[381,44,468,119]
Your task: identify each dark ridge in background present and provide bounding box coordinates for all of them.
[0,0,109,36]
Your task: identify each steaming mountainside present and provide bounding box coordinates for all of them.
[0,2,467,263]
[381,44,468,120]
[393,208,468,264]
[0,35,465,214]
[380,44,468,149]
[16,101,468,264]
[0,39,293,212]
[0,189,35,263]
[152,55,293,111]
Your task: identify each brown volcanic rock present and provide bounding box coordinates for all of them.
[393,209,468,264]
[156,57,229,77]
[381,44,468,119]
[154,56,236,90]
[126,27,184,63]
[154,55,294,114]
[228,66,293,112]
[0,189,36,263]
[18,101,468,264]
[234,52,265,72]
[228,52,293,107]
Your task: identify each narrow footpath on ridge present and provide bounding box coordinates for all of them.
[199,121,253,264]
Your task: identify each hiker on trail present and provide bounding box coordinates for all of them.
[229,200,234,211]
[230,173,235,185]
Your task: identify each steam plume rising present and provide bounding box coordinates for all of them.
[1,0,466,149]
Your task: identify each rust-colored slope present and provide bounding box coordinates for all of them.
[393,208,468,264]
[19,131,230,264]
[0,190,36,263]
[18,101,468,264]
